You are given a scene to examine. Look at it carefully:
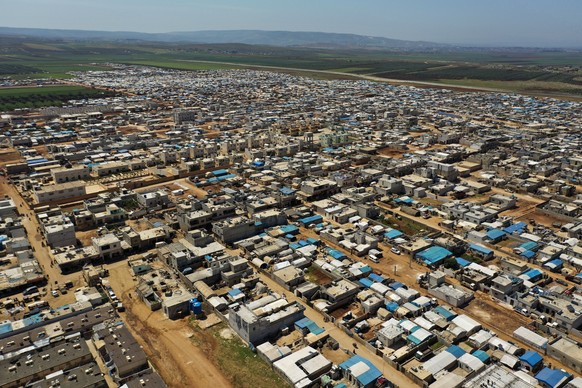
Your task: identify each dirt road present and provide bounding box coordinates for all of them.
[255,267,417,387]
[0,178,84,287]
[106,262,232,388]
[298,227,578,375]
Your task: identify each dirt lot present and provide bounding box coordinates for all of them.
[0,149,22,165]
[177,178,208,199]
[517,209,571,229]
[106,262,232,388]
[116,125,148,135]
[377,147,407,159]
[305,265,333,285]
[465,293,530,334]
[77,229,98,246]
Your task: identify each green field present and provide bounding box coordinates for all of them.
[2,37,582,98]
[189,321,285,388]
[0,85,115,110]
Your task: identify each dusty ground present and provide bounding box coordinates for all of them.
[176,178,208,199]
[465,294,530,334]
[516,209,571,229]
[106,262,232,388]
[321,346,351,365]
[77,229,98,246]
[0,149,22,165]
[116,125,148,135]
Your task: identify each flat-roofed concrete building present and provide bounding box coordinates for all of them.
[94,325,149,382]
[228,294,305,345]
[33,181,86,204]
[0,339,93,388]
[51,165,90,184]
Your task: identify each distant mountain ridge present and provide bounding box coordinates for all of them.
[0,27,448,49]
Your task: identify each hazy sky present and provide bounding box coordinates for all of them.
[1,0,581,47]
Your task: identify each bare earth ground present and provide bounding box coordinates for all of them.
[0,149,22,165]
[105,262,233,388]
[517,208,572,229]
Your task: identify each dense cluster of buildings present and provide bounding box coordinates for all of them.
[0,65,581,387]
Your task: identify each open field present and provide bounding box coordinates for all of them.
[2,37,582,98]
[0,85,115,110]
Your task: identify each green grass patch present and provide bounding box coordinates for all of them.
[305,265,333,285]
[0,85,115,110]
[430,341,443,351]
[124,60,241,71]
[189,321,286,388]
[381,215,426,236]
[330,67,372,73]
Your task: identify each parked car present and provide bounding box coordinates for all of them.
[391,247,401,255]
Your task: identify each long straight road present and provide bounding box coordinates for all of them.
[0,177,83,286]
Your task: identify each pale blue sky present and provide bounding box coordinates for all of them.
[1,0,581,47]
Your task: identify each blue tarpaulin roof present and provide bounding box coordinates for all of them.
[306,321,325,335]
[472,350,490,363]
[521,250,536,259]
[418,246,452,265]
[339,356,382,387]
[228,288,242,296]
[386,302,399,312]
[299,215,323,225]
[520,351,543,367]
[544,258,563,270]
[504,222,527,234]
[455,257,471,267]
[535,367,571,388]
[27,158,49,165]
[446,345,466,358]
[295,317,311,329]
[523,268,543,279]
[395,197,414,205]
[520,241,538,251]
[280,187,295,195]
[468,243,493,255]
[389,281,404,290]
[486,229,506,240]
[295,318,324,334]
[368,273,385,283]
[384,229,404,239]
[359,278,373,288]
[306,237,319,245]
[327,248,346,260]
[434,306,457,321]
[280,224,299,234]
[0,322,12,335]
[212,169,228,176]
[360,266,372,274]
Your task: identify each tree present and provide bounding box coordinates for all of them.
[443,257,460,270]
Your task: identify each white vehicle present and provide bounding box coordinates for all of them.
[368,254,380,263]
[391,247,401,255]
[51,290,59,297]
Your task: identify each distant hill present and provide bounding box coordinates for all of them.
[0,27,447,50]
